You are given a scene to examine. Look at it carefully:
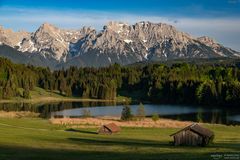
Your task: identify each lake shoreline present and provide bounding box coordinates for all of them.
[51,116,239,128]
[50,116,194,128]
[0,111,40,118]
[0,96,130,104]
[0,87,131,104]
[1,97,239,125]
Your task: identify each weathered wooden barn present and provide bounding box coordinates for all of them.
[98,123,121,134]
[170,123,214,146]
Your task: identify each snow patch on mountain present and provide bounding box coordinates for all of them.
[0,21,240,68]
[124,39,133,44]
[108,57,112,63]
[234,53,240,57]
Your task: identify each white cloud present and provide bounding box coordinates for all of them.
[0,6,240,51]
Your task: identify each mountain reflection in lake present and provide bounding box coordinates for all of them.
[0,101,116,118]
[0,102,239,125]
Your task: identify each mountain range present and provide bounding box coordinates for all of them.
[0,21,240,69]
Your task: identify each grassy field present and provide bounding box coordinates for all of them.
[0,87,131,104]
[0,118,239,160]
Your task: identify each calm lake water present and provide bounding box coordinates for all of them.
[0,102,239,125]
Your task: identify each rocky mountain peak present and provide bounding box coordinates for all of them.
[135,21,152,27]
[0,21,239,69]
[104,21,129,33]
[0,25,30,47]
[38,23,59,32]
[79,26,96,36]
[34,23,61,38]
[18,23,98,62]
[106,21,128,28]
[197,36,217,46]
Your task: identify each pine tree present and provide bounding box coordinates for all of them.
[152,113,159,122]
[121,105,132,121]
[59,78,67,95]
[65,87,72,97]
[136,102,145,120]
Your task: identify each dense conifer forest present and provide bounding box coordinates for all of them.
[1,57,240,107]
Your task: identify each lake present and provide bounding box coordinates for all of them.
[0,102,239,125]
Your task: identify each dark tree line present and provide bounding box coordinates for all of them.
[1,57,240,107]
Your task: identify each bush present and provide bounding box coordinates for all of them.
[121,105,132,121]
[152,113,159,122]
[136,103,145,120]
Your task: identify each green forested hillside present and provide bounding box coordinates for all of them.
[1,57,240,106]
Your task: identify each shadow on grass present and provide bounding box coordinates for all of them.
[209,142,240,151]
[0,145,215,160]
[68,137,240,151]
[68,137,175,148]
[65,128,97,134]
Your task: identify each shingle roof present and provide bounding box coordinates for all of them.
[170,123,214,137]
[104,123,121,133]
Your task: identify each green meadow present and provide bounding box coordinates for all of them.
[0,118,239,160]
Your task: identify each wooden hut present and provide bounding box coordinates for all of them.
[170,123,214,146]
[98,123,121,134]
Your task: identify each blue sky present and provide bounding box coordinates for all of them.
[0,0,240,51]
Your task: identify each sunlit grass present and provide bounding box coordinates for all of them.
[0,117,239,160]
